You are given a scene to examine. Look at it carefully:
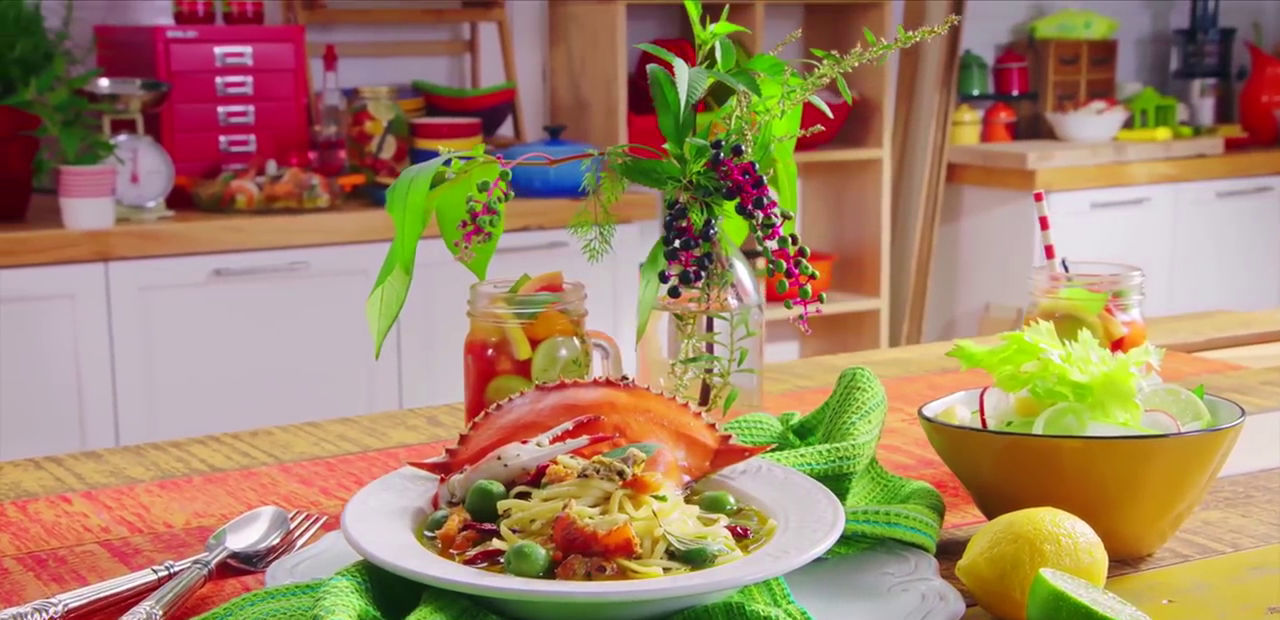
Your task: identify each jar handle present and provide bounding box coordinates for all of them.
[587,329,623,378]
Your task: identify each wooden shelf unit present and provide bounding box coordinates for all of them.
[549,0,893,359]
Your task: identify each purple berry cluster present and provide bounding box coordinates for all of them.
[452,170,512,262]
[707,139,825,332]
[658,197,717,300]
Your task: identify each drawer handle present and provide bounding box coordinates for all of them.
[214,45,254,67]
[494,240,571,254]
[215,75,254,96]
[218,134,258,154]
[1089,197,1151,208]
[1057,54,1080,66]
[216,104,255,126]
[1089,56,1112,66]
[1215,186,1275,199]
[211,261,311,278]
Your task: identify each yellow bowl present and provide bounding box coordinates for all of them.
[412,135,482,151]
[918,389,1244,560]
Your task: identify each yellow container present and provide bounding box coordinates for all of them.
[951,103,982,145]
[918,389,1244,560]
[412,134,483,151]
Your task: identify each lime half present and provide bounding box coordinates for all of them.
[1031,402,1091,435]
[1027,568,1151,620]
[1138,384,1211,431]
[530,336,589,383]
[484,374,533,405]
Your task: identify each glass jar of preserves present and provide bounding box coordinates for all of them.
[1025,261,1147,352]
[464,278,622,423]
[347,86,409,181]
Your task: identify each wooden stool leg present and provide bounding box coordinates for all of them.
[496,12,526,142]
[469,21,482,89]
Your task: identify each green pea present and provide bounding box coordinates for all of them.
[677,545,719,568]
[423,509,450,534]
[464,479,508,523]
[504,540,551,577]
[698,490,737,515]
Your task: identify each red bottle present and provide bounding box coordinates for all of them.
[222,0,264,25]
[1239,42,1280,146]
[993,48,1030,96]
[172,0,215,24]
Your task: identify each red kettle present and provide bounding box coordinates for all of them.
[1239,42,1280,145]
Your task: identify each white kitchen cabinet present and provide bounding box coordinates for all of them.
[108,243,400,445]
[1041,184,1179,317]
[0,262,116,460]
[399,223,651,409]
[1170,175,1280,314]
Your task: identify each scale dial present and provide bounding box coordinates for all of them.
[110,134,175,208]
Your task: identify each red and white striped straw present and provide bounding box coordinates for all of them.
[1032,189,1060,273]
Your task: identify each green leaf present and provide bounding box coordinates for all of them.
[835,74,854,105]
[602,442,663,459]
[686,66,712,105]
[863,26,877,45]
[898,24,907,38]
[809,48,833,60]
[646,63,684,149]
[635,42,678,65]
[435,161,504,279]
[736,347,748,368]
[672,57,691,115]
[1191,384,1206,401]
[769,104,803,235]
[683,0,705,43]
[724,69,762,97]
[744,54,788,79]
[366,154,468,357]
[722,386,739,415]
[635,239,666,342]
[807,93,834,119]
[714,37,737,72]
[719,208,750,247]
[616,156,680,187]
[709,21,749,37]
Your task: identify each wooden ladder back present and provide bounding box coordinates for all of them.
[284,0,526,142]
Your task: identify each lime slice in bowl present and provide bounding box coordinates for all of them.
[1031,402,1091,435]
[1138,384,1211,431]
[1026,568,1151,620]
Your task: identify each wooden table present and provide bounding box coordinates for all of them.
[1,309,1277,618]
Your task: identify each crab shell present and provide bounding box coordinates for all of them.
[409,377,770,488]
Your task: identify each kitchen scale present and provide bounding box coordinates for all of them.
[82,77,176,222]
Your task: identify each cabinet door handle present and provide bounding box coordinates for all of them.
[210,261,310,278]
[214,75,254,96]
[1215,186,1275,199]
[218,134,257,154]
[1089,197,1151,208]
[493,240,571,254]
[216,104,255,126]
[213,45,254,67]
[1057,54,1080,66]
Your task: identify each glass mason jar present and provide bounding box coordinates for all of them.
[1025,262,1147,352]
[637,241,765,417]
[346,85,409,180]
[464,279,622,423]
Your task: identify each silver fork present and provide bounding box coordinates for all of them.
[0,509,328,620]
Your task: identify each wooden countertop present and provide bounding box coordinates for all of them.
[0,192,660,268]
[947,147,1280,191]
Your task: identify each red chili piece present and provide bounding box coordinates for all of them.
[461,547,505,566]
[462,521,500,535]
[726,525,752,539]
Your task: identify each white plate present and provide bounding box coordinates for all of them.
[341,459,846,620]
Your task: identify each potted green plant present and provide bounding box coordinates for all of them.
[1,0,117,229]
[366,1,958,413]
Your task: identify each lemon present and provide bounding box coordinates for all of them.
[1027,568,1150,620]
[956,507,1109,620]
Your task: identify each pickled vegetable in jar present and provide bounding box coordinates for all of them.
[1025,262,1146,353]
[464,274,622,423]
[347,86,409,180]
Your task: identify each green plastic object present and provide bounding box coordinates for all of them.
[1125,87,1179,129]
[957,50,990,98]
[1030,9,1119,40]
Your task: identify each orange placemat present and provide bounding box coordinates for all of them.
[0,352,1245,617]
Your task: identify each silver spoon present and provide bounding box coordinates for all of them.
[118,506,290,620]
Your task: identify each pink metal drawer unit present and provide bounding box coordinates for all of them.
[94,25,310,183]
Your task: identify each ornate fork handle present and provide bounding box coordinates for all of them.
[119,548,228,620]
[0,558,192,620]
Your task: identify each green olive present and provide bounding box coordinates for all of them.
[423,509,450,534]
[697,491,737,515]
[464,479,508,523]
[677,545,719,568]
[503,540,551,577]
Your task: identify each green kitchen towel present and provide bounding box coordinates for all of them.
[199,366,944,619]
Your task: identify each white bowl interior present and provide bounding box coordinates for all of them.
[919,388,1244,435]
[341,459,844,619]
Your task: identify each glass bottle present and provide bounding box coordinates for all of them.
[637,241,765,417]
[347,86,409,181]
[312,44,347,177]
[1024,261,1147,352]
[464,279,622,423]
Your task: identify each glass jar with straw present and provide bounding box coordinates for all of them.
[1022,190,1148,353]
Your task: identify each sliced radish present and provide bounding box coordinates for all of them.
[978,386,1015,429]
[977,387,990,429]
[1141,409,1182,434]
